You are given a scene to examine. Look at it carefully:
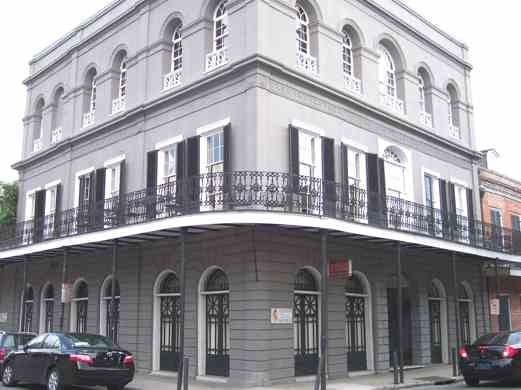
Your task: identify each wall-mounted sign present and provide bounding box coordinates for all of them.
[328,259,352,279]
[270,308,292,324]
[0,313,7,323]
[490,298,500,316]
[61,283,72,304]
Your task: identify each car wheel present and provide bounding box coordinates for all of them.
[47,368,64,390]
[1,362,17,387]
[464,376,480,386]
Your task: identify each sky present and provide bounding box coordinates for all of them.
[0,0,518,182]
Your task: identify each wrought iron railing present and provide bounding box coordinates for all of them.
[1,171,519,255]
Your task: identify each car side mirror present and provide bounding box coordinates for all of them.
[23,345,29,352]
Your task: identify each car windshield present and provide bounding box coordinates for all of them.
[66,334,116,349]
[474,333,511,346]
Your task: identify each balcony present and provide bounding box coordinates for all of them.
[111,96,126,115]
[51,127,63,144]
[419,111,433,128]
[83,110,95,128]
[344,73,362,95]
[163,69,182,91]
[380,91,405,116]
[0,171,516,257]
[449,124,461,139]
[205,48,229,73]
[296,51,318,76]
[32,138,43,153]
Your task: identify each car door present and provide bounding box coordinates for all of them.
[15,334,46,383]
[36,334,61,384]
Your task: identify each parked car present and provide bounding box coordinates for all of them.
[1,333,135,390]
[459,331,521,386]
[0,331,36,370]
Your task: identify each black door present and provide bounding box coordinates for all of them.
[459,301,471,345]
[294,293,319,376]
[346,295,367,371]
[499,296,511,332]
[106,298,120,344]
[206,293,230,377]
[76,300,88,334]
[429,299,442,364]
[387,288,413,366]
[160,295,181,371]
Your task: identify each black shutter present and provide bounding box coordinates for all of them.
[466,188,475,244]
[78,176,86,209]
[439,179,448,238]
[33,190,46,242]
[95,168,106,229]
[321,137,335,217]
[53,184,62,238]
[377,158,387,227]
[223,123,232,209]
[119,161,126,224]
[89,171,96,230]
[512,215,521,254]
[176,140,186,212]
[146,151,158,220]
[366,154,379,225]
[340,143,349,218]
[186,136,200,212]
[289,125,299,212]
[447,182,456,240]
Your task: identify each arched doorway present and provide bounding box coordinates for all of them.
[40,283,55,333]
[428,281,449,364]
[198,268,230,378]
[294,268,320,377]
[459,283,476,345]
[153,271,181,372]
[387,275,412,367]
[21,286,34,332]
[345,272,373,372]
[71,280,88,333]
[100,277,120,344]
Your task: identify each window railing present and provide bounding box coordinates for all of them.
[111,96,126,115]
[344,73,362,95]
[163,68,182,91]
[379,90,405,115]
[449,123,461,139]
[419,110,433,128]
[32,138,43,153]
[0,171,517,256]
[83,110,95,128]
[205,48,229,73]
[296,51,318,75]
[51,127,63,144]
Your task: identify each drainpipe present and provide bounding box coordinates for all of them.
[320,231,328,390]
[397,243,404,384]
[177,228,187,390]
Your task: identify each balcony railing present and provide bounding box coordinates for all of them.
[449,123,461,139]
[0,171,518,256]
[32,138,43,153]
[51,127,63,144]
[344,73,362,95]
[83,110,95,128]
[296,51,318,75]
[163,69,182,91]
[419,111,433,128]
[380,91,405,115]
[205,48,229,73]
[111,96,126,115]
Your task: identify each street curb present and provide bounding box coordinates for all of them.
[373,377,463,390]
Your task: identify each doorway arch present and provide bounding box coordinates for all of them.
[428,279,449,363]
[39,283,55,333]
[459,282,477,345]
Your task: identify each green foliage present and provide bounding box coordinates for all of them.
[0,182,18,226]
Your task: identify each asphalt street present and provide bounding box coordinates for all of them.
[414,381,521,390]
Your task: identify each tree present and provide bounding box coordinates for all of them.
[0,182,18,226]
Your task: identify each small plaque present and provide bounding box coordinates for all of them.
[0,313,7,323]
[61,283,72,304]
[328,259,352,279]
[490,298,500,316]
[271,308,293,324]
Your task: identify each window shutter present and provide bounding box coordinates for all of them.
[34,190,46,242]
[95,168,106,228]
[340,143,349,217]
[289,125,299,212]
[176,140,186,211]
[89,171,96,229]
[321,137,335,217]
[53,184,62,237]
[78,176,86,209]
[511,215,521,254]
[223,123,232,209]
[377,158,387,227]
[146,151,158,219]
[466,188,475,243]
[447,182,456,240]
[512,215,521,232]
[118,160,126,224]
[186,136,200,212]
[439,179,448,238]
[366,154,379,224]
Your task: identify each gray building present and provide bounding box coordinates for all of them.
[0,0,518,386]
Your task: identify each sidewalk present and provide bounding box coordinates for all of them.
[127,365,461,390]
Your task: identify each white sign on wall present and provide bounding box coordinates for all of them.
[61,283,72,304]
[490,298,500,316]
[270,308,293,325]
[0,313,7,323]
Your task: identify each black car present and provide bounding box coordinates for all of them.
[1,333,135,390]
[0,331,36,370]
[459,331,521,386]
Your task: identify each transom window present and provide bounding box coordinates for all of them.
[160,273,180,295]
[207,132,224,174]
[378,47,396,97]
[342,30,353,76]
[119,59,128,98]
[296,7,309,54]
[345,275,365,295]
[214,1,229,51]
[428,283,441,299]
[294,269,317,292]
[206,269,229,292]
[172,26,183,71]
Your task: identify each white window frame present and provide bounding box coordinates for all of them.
[378,139,413,202]
[39,282,54,334]
[89,78,97,113]
[99,275,121,338]
[418,74,426,112]
[119,59,128,99]
[342,31,353,77]
[421,168,440,210]
[378,47,396,98]
[24,188,40,222]
[171,26,183,72]
[296,6,309,55]
[103,155,125,200]
[213,1,229,51]
[74,167,95,208]
[451,178,469,218]
[70,279,88,333]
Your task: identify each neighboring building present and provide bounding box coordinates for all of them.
[479,167,521,332]
[0,0,519,386]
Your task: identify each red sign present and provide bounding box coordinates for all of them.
[328,259,352,279]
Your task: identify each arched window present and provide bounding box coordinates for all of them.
[83,69,97,128]
[294,268,317,291]
[342,30,353,77]
[428,282,444,363]
[51,88,64,144]
[112,53,128,114]
[153,271,181,372]
[378,47,396,98]
[71,280,88,334]
[21,286,34,332]
[296,7,309,55]
[447,85,460,138]
[119,59,128,99]
[100,278,120,344]
[418,74,426,112]
[172,26,183,72]
[40,284,55,333]
[214,1,229,51]
[383,146,407,199]
[459,283,476,345]
[33,99,45,152]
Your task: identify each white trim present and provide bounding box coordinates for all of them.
[39,282,54,334]
[422,168,441,179]
[196,118,230,136]
[450,177,469,188]
[75,167,95,178]
[291,120,325,137]
[341,137,368,153]
[99,274,119,337]
[459,281,477,342]
[103,154,126,168]
[74,167,95,208]
[379,139,414,201]
[2,212,520,263]
[429,278,449,364]
[69,278,88,332]
[44,180,62,190]
[155,136,183,151]
[26,187,42,196]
